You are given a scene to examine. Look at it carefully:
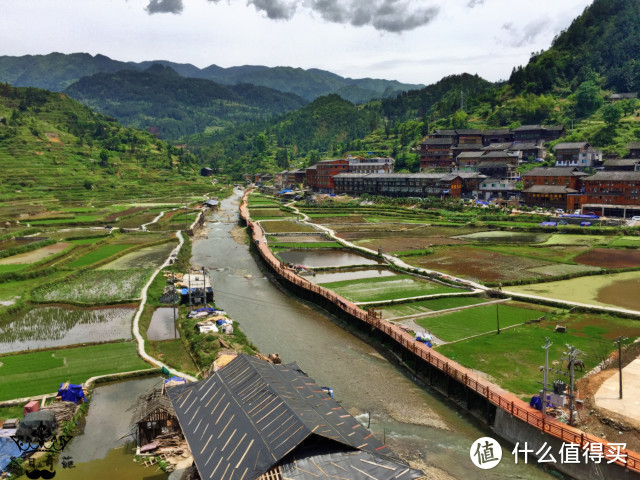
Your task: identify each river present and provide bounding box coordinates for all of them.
[190,190,562,480]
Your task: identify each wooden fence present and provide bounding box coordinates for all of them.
[240,192,640,473]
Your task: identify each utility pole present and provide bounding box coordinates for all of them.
[563,345,582,426]
[172,272,177,339]
[188,272,192,313]
[202,266,207,306]
[496,303,500,334]
[614,336,627,399]
[541,338,552,415]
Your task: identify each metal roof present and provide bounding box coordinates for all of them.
[168,355,415,480]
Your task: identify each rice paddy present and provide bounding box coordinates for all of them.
[374,296,490,318]
[67,243,136,268]
[32,269,153,304]
[0,342,150,401]
[318,274,463,303]
[97,241,177,270]
[0,306,135,353]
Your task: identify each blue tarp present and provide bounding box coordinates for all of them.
[278,189,293,194]
[58,383,85,403]
[540,222,557,226]
[0,438,36,473]
[164,376,186,385]
[580,222,592,227]
[561,214,599,219]
[529,396,542,410]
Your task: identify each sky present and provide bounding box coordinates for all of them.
[0,0,593,86]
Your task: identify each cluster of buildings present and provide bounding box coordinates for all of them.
[245,130,640,216]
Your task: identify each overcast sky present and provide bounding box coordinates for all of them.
[0,0,593,86]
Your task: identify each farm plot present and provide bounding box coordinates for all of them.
[454,231,550,244]
[67,243,136,268]
[436,314,639,396]
[308,268,396,285]
[542,234,612,246]
[400,246,558,283]
[573,248,640,268]
[260,220,319,234]
[248,207,294,220]
[375,296,490,319]
[507,270,640,311]
[0,242,71,265]
[276,249,381,268]
[267,235,330,243]
[0,342,149,401]
[0,306,135,353]
[32,269,153,304]
[415,302,549,342]
[609,236,640,247]
[98,241,176,270]
[319,274,462,303]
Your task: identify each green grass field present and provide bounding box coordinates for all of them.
[0,342,150,401]
[436,313,639,395]
[415,303,547,342]
[542,234,612,246]
[319,274,462,303]
[67,243,135,268]
[375,296,490,318]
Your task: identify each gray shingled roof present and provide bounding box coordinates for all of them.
[627,142,640,149]
[421,138,454,145]
[584,171,640,181]
[554,142,589,150]
[603,158,640,167]
[168,355,422,480]
[522,185,578,194]
[523,167,587,177]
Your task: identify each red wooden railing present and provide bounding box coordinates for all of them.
[240,192,640,473]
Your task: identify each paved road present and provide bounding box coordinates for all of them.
[594,357,640,424]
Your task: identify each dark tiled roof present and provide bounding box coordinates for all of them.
[168,355,405,480]
[523,185,578,194]
[477,161,511,168]
[584,171,640,181]
[627,142,640,149]
[456,129,483,135]
[421,138,454,145]
[432,129,457,136]
[603,159,639,167]
[514,125,542,131]
[554,142,589,150]
[523,167,587,177]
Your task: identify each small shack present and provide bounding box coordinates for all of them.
[130,387,180,447]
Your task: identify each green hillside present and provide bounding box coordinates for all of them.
[64,65,308,139]
[0,83,216,220]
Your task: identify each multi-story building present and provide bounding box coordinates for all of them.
[419,138,454,170]
[333,173,463,198]
[582,171,640,206]
[554,142,602,169]
[627,142,640,159]
[348,157,394,174]
[513,125,565,142]
[521,167,587,210]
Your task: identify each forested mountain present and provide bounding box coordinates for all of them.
[0,53,422,104]
[509,0,640,94]
[0,84,210,206]
[189,94,380,177]
[64,65,308,139]
[0,53,131,92]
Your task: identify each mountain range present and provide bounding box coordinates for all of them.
[0,52,422,103]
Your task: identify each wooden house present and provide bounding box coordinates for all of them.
[131,388,180,446]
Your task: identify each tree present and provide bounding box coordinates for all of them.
[275,149,289,169]
[255,133,268,155]
[602,103,623,128]
[575,81,603,117]
[99,149,109,167]
[450,109,469,129]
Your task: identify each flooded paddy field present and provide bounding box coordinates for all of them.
[32,269,152,304]
[276,249,382,267]
[260,219,319,233]
[98,242,176,270]
[318,274,462,303]
[375,296,491,318]
[574,247,640,268]
[307,267,396,284]
[0,306,135,353]
[454,231,550,244]
[146,307,179,340]
[508,270,640,310]
[0,242,71,264]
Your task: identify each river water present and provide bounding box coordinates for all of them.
[190,190,561,480]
